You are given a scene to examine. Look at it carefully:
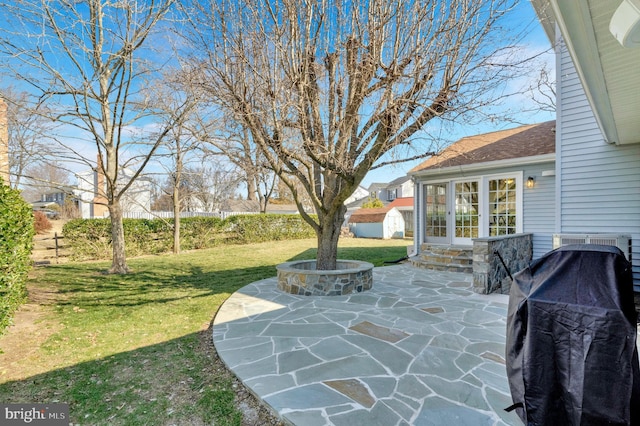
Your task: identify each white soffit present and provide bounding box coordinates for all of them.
[537,0,640,145]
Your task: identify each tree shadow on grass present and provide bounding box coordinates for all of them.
[0,241,408,424]
[0,326,281,426]
[40,243,407,309]
[43,264,278,308]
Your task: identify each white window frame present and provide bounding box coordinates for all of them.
[419,171,524,245]
[480,171,524,237]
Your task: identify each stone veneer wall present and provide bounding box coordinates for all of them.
[472,233,532,295]
[277,260,374,296]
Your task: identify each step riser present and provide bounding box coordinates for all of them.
[409,259,473,274]
[419,255,472,266]
[413,244,474,273]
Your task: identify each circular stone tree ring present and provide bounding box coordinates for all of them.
[276,260,374,296]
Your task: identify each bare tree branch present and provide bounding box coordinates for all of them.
[181,0,525,269]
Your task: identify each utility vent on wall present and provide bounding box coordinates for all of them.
[552,234,632,261]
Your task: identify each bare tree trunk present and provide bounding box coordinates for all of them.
[108,200,130,274]
[172,136,183,255]
[0,0,176,275]
[173,181,181,254]
[315,204,347,270]
[246,176,256,201]
[184,0,525,270]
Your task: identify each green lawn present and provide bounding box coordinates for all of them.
[0,238,409,425]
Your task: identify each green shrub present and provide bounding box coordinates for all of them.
[180,216,225,250]
[63,218,112,261]
[225,214,315,244]
[63,214,316,260]
[0,179,35,335]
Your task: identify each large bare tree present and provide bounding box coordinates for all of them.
[144,73,203,255]
[185,0,523,269]
[0,0,186,273]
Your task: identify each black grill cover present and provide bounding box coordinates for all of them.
[506,244,640,425]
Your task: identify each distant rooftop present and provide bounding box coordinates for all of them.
[387,197,413,208]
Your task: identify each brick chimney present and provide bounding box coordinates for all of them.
[0,97,9,185]
[92,153,109,217]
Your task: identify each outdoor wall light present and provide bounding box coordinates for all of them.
[610,0,640,47]
[527,176,535,188]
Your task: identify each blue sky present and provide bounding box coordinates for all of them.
[1,0,555,195]
[360,0,555,188]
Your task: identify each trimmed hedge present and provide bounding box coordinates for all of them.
[0,179,35,335]
[63,214,316,261]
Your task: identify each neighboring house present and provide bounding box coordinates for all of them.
[348,206,405,239]
[530,0,640,292]
[37,187,75,207]
[74,164,152,219]
[367,177,414,202]
[31,187,78,217]
[366,182,388,201]
[387,197,415,237]
[352,178,415,229]
[344,184,369,205]
[385,176,414,201]
[410,121,556,260]
[343,184,386,226]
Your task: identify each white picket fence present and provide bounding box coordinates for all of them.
[121,211,257,220]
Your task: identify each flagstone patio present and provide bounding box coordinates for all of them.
[212,263,640,425]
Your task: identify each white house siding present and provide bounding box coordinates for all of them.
[522,162,556,260]
[557,41,640,291]
[398,180,414,198]
[74,169,96,219]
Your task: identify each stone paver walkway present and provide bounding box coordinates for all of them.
[214,264,522,425]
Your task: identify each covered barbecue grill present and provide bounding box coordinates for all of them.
[506,244,640,425]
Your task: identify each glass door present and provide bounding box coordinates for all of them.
[453,180,479,245]
[488,177,517,236]
[424,183,448,243]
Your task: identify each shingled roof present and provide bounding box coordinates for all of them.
[410,121,555,173]
[387,197,413,208]
[348,207,393,223]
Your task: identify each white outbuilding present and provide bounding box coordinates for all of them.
[348,207,405,239]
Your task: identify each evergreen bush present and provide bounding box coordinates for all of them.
[63,213,315,260]
[0,179,35,335]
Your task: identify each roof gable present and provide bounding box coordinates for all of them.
[387,175,411,186]
[410,121,555,173]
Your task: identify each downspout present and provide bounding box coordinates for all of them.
[411,176,419,257]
